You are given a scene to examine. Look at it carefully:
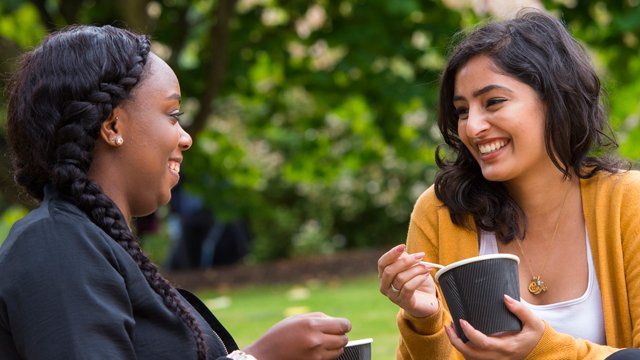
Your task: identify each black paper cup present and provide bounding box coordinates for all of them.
[434,254,522,342]
[337,338,372,360]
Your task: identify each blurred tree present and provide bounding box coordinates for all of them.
[547,0,640,159]
[0,0,638,260]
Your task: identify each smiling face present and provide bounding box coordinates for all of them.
[90,53,192,219]
[453,55,554,185]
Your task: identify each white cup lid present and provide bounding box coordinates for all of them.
[434,253,520,282]
[345,338,373,347]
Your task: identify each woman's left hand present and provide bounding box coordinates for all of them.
[445,295,545,360]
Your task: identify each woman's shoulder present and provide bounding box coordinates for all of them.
[580,169,640,217]
[583,169,640,193]
[616,169,640,184]
[414,184,444,207]
[0,198,121,274]
[5,198,102,241]
[411,184,448,220]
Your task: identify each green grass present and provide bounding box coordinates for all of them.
[196,273,400,358]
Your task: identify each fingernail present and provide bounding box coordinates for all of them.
[460,319,469,327]
[344,320,352,332]
[444,324,452,336]
[396,244,406,253]
[446,323,456,337]
[504,294,514,303]
[413,252,425,260]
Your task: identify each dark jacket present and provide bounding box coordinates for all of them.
[0,188,237,359]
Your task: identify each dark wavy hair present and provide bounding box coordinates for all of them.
[434,10,627,243]
[6,25,207,359]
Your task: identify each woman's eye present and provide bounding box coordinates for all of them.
[170,111,184,123]
[486,98,506,107]
[454,107,469,119]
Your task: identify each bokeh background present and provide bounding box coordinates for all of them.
[1,0,639,265]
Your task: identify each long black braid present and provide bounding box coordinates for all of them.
[7,25,207,360]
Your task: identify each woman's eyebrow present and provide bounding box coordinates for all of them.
[167,93,182,103]
[453,84,513,102]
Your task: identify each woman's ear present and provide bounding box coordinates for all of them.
[100,110,125,147]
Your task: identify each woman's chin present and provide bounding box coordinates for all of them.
[480,168,511,182]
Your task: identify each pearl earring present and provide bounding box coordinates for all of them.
[114,136,124,146]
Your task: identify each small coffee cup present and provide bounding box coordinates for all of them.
[434,254,522,342]
[337,338,372,360]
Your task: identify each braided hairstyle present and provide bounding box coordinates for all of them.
[6,25,207,360]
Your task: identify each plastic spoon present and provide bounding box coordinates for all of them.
[420,261,445,269]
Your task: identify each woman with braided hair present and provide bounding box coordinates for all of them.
[0,25,351,360]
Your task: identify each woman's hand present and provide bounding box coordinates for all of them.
[377,244,439,318]
[243,312,351,360]
[445,295,545,360]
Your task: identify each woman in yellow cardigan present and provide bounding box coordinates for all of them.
[377,9,640,360]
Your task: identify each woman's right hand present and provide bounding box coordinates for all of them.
[243,312,351,360]
[378,244,439,318]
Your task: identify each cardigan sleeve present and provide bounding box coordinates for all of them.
[0,216,137,359]
[617,172,640,348]
[525,322,617,359]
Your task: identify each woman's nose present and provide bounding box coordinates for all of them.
[465,108,490,137]
[178,125,192,150]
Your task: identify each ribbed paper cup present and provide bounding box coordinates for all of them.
[337,338,372,360]
[434,254,522,342]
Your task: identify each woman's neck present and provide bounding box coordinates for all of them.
[505,171,579,221]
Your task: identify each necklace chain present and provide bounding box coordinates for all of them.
[515,184,571,295]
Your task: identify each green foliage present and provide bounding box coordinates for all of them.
[0,2,46,49]
[182,0,460,261]
[550,1,640,160]
[138,208,174,265]
[0,206,28,246]
[1,0,639,261]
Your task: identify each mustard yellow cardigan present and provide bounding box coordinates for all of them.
[397,170,640,359]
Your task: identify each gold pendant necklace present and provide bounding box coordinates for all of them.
[527,275,547,295]
[515,184,571,295]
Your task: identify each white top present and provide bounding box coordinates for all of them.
[479,230,606,344]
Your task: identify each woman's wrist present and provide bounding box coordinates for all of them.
[227,350,258,360]
[400,302,444,335]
